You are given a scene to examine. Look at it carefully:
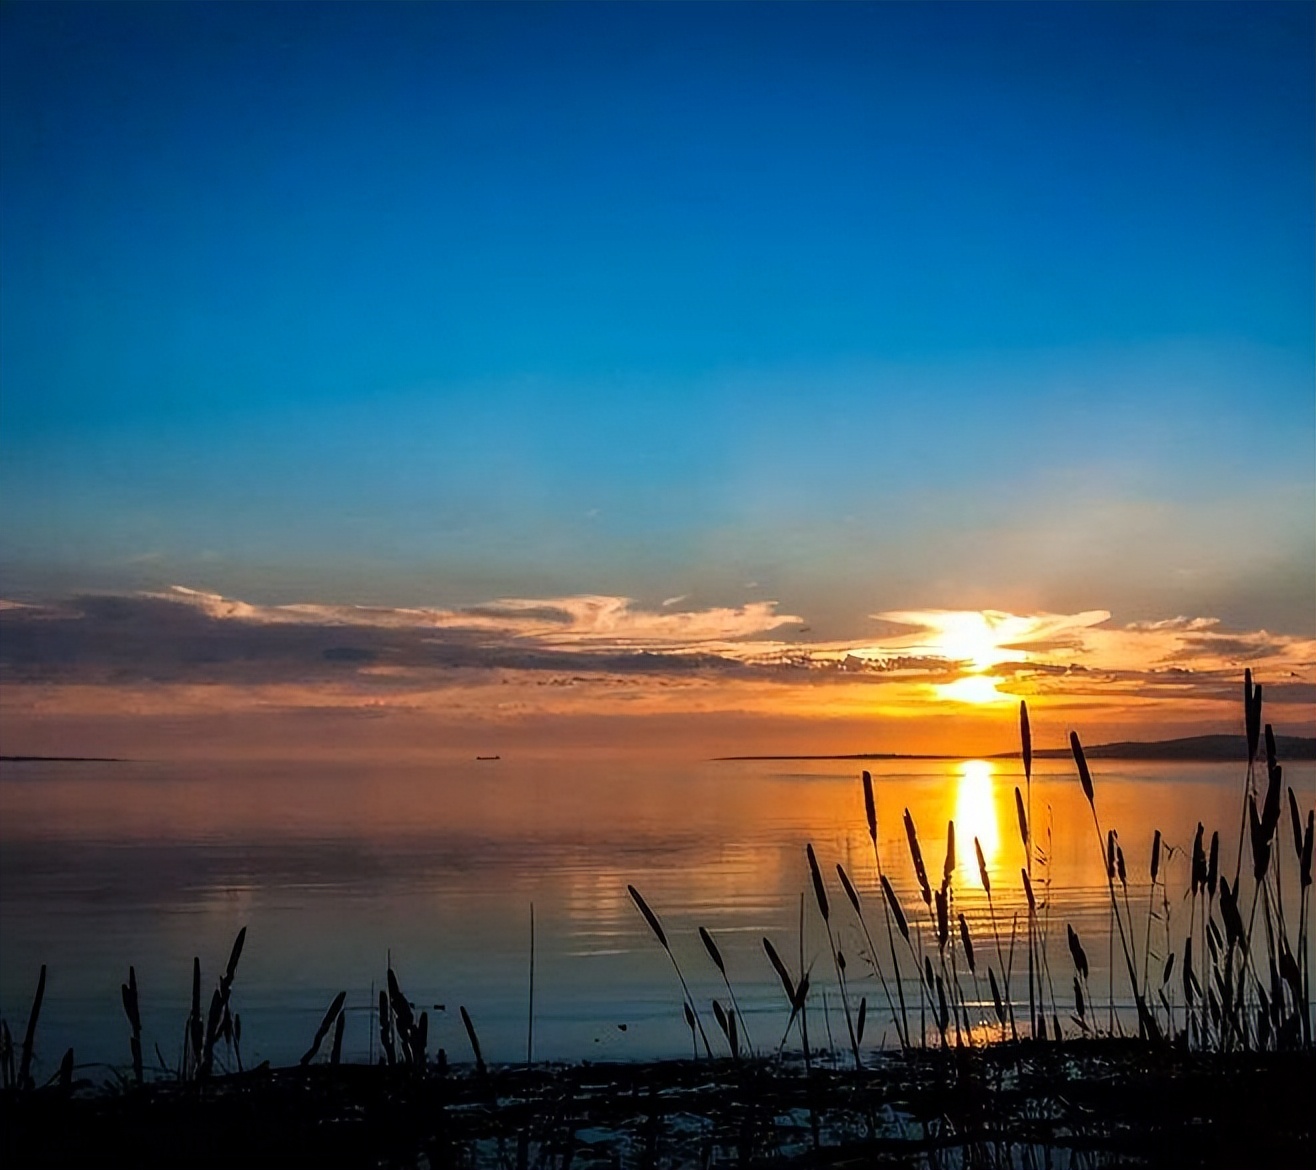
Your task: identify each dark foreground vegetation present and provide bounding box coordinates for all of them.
[2,672,1313,1167]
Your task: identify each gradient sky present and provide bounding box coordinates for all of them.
[1,2,1313,756]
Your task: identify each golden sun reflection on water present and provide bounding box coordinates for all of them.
[954,759,1000,887]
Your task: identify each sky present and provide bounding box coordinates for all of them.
[1,1,1312,759]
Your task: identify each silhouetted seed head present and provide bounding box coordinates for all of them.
[1067,924,1089,980]
[699,927,726,975]
[958,913,975,973]
[1219,877,1245,948]
[1161,952,1174,987]
[943,821,956,888]
[1207,831,1219,897]
[1191,824,1206,895]
[989,968,1005,1024]
[975,837,991,895]
[683,1002,696,1031]
[1289,788,1304,862]
[1014,788,1029,851]
[936,976,948,1033]
[880,875,910,942]
[1106,830,1116,881]
[837,949,846,971]
[856,997,867,1045]
[1116,843,1127,890]
[628,885,669,951]
[924,954,935,991]
[1021,868,1035,913]
[935,888,949,950]
[1244,670,1260,763]
[1301,811,1313,888]
[1265,722,1277,775]
[836,863,862,916]
[1262,760,1282,844]
[762,938,796,1005]
[1070,732,1094,805]
[1150,829,1162,884]
[904,809,931,905]
[223,927,246,988]
[713,999,728,1038]
[460,1006,485,1074]
[862,771,877,841]
[1020,701,1032,782]
[1249,797,1271,882]
[806,843,829,922]
[1182,937,1195,1003]
[1074,976,1085,1021]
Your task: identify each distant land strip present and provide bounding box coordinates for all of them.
[0,755,125,763]
[716,734,1316,763]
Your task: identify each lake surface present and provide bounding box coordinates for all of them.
[2,754,1312,1079]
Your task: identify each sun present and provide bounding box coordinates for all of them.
[935,674,1009,705]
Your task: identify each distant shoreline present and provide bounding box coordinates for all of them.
[715,733,1316,763]
[0,755,125,762]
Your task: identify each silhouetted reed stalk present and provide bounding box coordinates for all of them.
[1020,702,1037,1040]
[300,992,347,1066]
[976,836,1016,1041]
[121,966,143,1087]
[762,936,810,1067]
[836,861,904,1051]
[861,771,910,1048]
[1071,732,1158,1041]
[700,926,752,1056]
[527,902,535,1067]
[17,965,45,1092]
[627,884,713,1058]
[806,844,860,1066]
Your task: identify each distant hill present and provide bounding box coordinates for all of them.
[996,734,1316,762]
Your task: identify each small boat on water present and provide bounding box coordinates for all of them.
[476,755,500,761]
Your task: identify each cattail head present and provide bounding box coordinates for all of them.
[1191,823,1206,895]
[1206,831,1219,898]
[1116,843,1127,891]
[1161,952,1174,987]
[806,843,829,922]
[1014,787,1029,852]
[862,771,877,841]
[880,874,910,941]
[1074,976,1085,1022]
[1244,669,1260,763]
[1150,829,1162,884]
[699,927,726,975]
[836,863,862,916]
[1021,868,1035,913]
[1070,732,1094,806]
[1301,810,1313,889]
[904,809,931,905]
[1249,797,1271,883]
[989,968,1005,1024]
[975,836,991,895]
[856,997,867,1045]
[762,938,796,1005]
[958,912,975,973]
[935,888,948,951]
[1289,788,1304,862]
[1067,923,1089,980]
[1106,830,1116,881]
[1020,700,1032,782]
[943,820,956,888]
[628,885,669,951]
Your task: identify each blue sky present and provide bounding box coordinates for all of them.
[2,1,1312,640]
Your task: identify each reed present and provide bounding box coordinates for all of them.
[299,992,347,1066]
[17,965,45,1091]
[121,966,143,1088]
[628,884,713,1058]
[807,843,861,1067]
[836,862,904,1051]
[861,771,910,1048]
[700,925,754,1055]
[459,1006,486,1076]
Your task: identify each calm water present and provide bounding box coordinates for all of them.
[1,755,1312,1078]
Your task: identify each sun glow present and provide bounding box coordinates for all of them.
[935,674,1009,705]
[954,759,1000,887]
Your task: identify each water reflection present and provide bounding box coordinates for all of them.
[954,760,1000,888]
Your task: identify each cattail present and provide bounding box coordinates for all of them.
[936,976,949,1035]
[924,954,935,991]
[379,990,395,1065]
[989,968,1005,1024]
[1074,976,1086,1022]
[1014,788,1029,851]
[1191,824,1206,895]
[836,864,863,917]
[330,1011,344,1065]
[713,999,729,1041]
[460,1006,486,1075]
[935,889,948,950]
[763,938,796,1006]
[1022,868,1035,914]
[904,810,931,905]
[1067,924,1089,980]
[1264,722,1277,776]
[958,913,975,974]
[975,837,991,894]
[862,771,877,841]
[806,844,829,922]
[1116,843,1127,891]
[1020,701,1032,782]
[880,875,910,941]
[1182,937,1196,1003]
[699,927,726,975]
[628,885,669,951]
[1244,669,1260,762]
[1161,952,1175,987]
[943,821,956,888]
[1302,810,1313,888]
[1150,830,1162,884]
[1289,789,1304,861]
[1106,830,1116,881]
[17,965,45,1090]
[1250,797,1271,882]
[856,997,867,1045]
[300,991,347,1066]
[1218,877,1245,947]
[1070,732,1094,805]
[1206,831,1219,897]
